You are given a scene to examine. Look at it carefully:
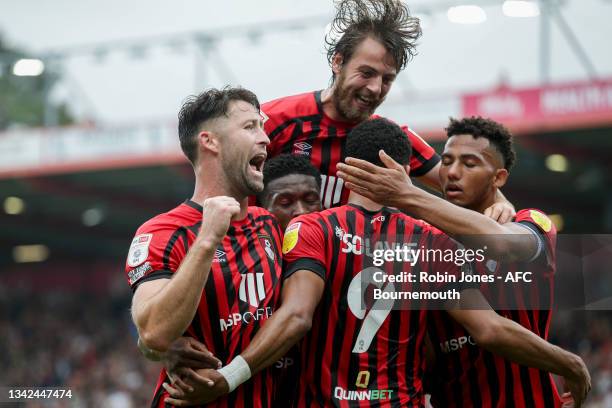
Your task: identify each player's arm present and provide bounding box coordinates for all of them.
[398,188,535,262]
[447,290,591,407]
[163,270,324,406]
[240,270,324,373]
[131,197,240,352]
[337,151,531,261]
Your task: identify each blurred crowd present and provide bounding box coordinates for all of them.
[0,283,158,407]
[1,282,611,407]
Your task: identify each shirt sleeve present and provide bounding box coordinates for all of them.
[282,214,327,281]
[124,221,187,291]
[262,101,295,157]
[402,126,441,177]
[514,208,557,267]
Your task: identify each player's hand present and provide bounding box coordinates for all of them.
[560,355,591,408]
[163,368,229,406]
[198,196,241,246]
[337,150,412,208]
[164,337,222,382]
[484,201,516,224]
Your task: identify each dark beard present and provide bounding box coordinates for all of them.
[331,74,379,123]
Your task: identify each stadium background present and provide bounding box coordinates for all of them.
[1,0,611,406]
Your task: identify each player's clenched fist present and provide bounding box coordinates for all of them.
[198,196,241,246]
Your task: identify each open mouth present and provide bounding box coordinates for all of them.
[355,95,375,108]
[248,153,267,174]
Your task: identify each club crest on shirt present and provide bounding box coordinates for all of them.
[282,222,301,254]
[258,234,276,262]
[127,233,152,267]
[529,210,552,232]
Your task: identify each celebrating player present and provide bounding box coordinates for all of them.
[257,153,323,230]
[138,153,323,405]
[164,118,590,407]
[126,87,283,407]
[336,116,592,407]
[260,0,514,220]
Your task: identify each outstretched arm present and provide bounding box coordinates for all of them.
[448,290,591,407]
[337,152,532,262]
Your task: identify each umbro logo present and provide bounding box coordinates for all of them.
[293,142,312,156]
[212,249,226,263]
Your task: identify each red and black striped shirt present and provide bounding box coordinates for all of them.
[428,209,560,408]
[282,204,463,407]
[262,91,440,208]
[124,200,283,408]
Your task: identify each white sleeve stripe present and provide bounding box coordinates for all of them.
[514,222,544,262]
[407,127,426,144]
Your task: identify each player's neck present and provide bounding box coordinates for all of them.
[192,171,249,220]
[348,191,384,212]
[473,193,497,215]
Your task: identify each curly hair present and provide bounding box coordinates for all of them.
[326,0,421,77]
[262,154,322,189]
[446,116,516,170]
[257,154,322,204]
[177,86,260,165]
[346,118,411,166]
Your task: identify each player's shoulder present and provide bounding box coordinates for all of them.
[262,91,320,121]
[134,201,200,236]
[392,210,446,234]
[288,209,326,227]
[248,206,282,230]
[248,206,279,222]
[514,208,557,235]
[371,114,426,140]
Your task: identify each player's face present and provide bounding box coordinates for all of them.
[263,174,322,230]
[440,135,501,211]
[219,100,269,196]
[332,37,397,123]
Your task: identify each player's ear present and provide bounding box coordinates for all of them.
[493,168,509,189]
[199,130,220,154]
[331,53,344,75]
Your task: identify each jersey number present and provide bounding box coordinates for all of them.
[347,267,395,353]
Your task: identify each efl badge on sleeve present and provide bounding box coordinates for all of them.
[128,233,152,267]
[282,222,301,254]
[529,210,552,232]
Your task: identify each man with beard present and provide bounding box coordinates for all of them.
[163,118,590,407]
[261,0,514,220]
[126,87,284,408]
[137,153,323,405]
[336,116,590,407]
